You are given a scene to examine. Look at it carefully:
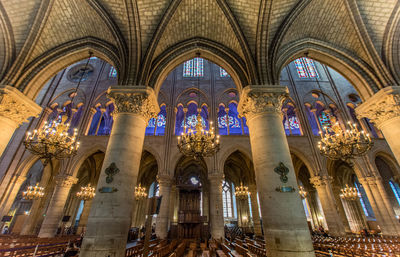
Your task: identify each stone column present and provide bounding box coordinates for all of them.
[38,175,77,237]
[249,184,262,236]
[80,86,159,257]
[356,86,400,165]
[77,200,93,234]
[208,173,225,239]
[238,85,314,257]
[155,174,173,239]
[0,175,26,225]
[0,85,41,157]
[358,177,400,235]
[309,176,346,236]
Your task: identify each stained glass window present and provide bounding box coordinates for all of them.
[109,66,117,78]
[183,58,204,77]
[228,102,242,135]
[146,105,167,136]
[220,67,230,77]
[389,180,400,206]
[318,111,332,129]
[294,57,319,78]
[354,182,370,217]
[222,181,233,218]
[218,105,228,135]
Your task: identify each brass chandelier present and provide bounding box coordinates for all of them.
[134,183,147,200]
[235,182,250,200]
[22,183,45,200]
[318,121,373,162]
[339,184,360,201]
[24,53,93,164]
[298,186,308,198]
[76,183,96,201]
[177,55,220,159]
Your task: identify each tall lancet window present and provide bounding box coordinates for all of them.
[146,104,167,136]
[294,57,319,78]
[222,180,233,218]
[183,58,204,77]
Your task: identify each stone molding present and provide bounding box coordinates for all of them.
[356,86,400,129]
[0,85,42,126]
[157,174,174,186]
[358,176,379,186]
[310,175,333,188]
[55,175,78,188]
[107,86,160,122]
[238,85,289,122]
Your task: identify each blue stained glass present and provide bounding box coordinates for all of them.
[284,116,300,130]
[303,57,319,78]
[294,59,308,78]
[228,103,242,135]
[220,67,230,77]
[182,114,206,128]
[389,181,400,206]
[109,67,117,78]
[318,111,332,129]
[354,182,369,217]
[155,105,167,136]
[293,58,319,78]
[183,58,204,77]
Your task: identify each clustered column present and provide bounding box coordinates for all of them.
[309,175,346,236]
[208,173,225,239]
[0,85,41,157]
[238,85,314,257]
[80,86,159,257]
[38,175,78,237]
[248,184,262,236]
[155,174,173,239]
[358,176,400,235]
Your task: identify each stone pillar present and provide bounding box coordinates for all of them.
[208,173,225,239]
[309,176,346,236]
[155,174,173,239]
[38,175,77,237]
[356,86,400,165]
[238,85,314,257]
[80,86,159,257]
[0,175,26,225]
[249,184,262,236]
[77,200,93,234]
[358,177,400,235]
[0,85,41,157]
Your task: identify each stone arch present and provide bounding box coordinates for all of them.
[142,145,162,174]
[373,151,400,178]
[70,145,106,178]
[137,150,159,188]
[223,150,255,186]
[218,145,252,174]
[289,146,317,178]
[276,39,380,100]
[144,38,255,96]
[382,2,400,84]
[15,37,121,100]
[0,1,15,79]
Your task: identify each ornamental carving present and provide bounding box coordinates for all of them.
[356,87,400,128]
[56,175,78,188]
[0,86,41,126]
[107,87,159,122]
[310,175,332,188]
[238,86,288,121]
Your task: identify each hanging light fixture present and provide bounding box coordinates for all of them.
[312,70,373,162]
[318,121,373,162]
[76,183,96,201]
[298,186,308,198]
[177,54,220,159]
[134,183,147,200]
[22,183,45,200]
[339,184,360,201]
[24,53,93,164]
[235,182,250,200]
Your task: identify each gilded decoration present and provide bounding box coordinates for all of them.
[0,86,41,126]
[107,86,159,122]
[55,175,78,188]
[238,86,289,122]
[356,86,400,129]
[310,175,332,188]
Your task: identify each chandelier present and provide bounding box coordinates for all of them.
[299,186,308,198]
[235,182,250,200]
[135,184,147,200]
[76,184,96,201]
[24,119,80,164]
[24,54,93,164]
[318,120,373,162]
[339,184,360,201]
[22,183,45,200]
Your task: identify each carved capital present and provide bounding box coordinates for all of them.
[157,174,173,186]
[107,86,160,122]
[356,86,400,129]
[238,85,288,122]
[55,175,78,188]
[358,176,378,186]
[310,175,332,188]
[0,85,42,126]
[208,173,224,184]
